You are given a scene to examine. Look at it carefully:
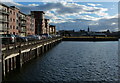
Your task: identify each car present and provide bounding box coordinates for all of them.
[34,35,42,40]
[40,34,52,39]
[15,35,28,42]
[1,34,16,44]
[26,35,35,41]
[26,35,40,41]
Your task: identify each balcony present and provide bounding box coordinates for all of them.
[2,26,8,31]
[19,17,26,21]
[20,23,26,27]
[0,19,9,23]
[20,28,26,32]
[0,9,9,15]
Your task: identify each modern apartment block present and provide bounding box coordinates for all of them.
[0,3,35,36]
[45,19,49,34]
[0,3,56,36]
[0,3,9,34]
[26,15,35,36]
[9,6,19,35]
[31,11,46,35]
[49,25,56,34]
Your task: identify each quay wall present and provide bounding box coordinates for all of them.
[62,37,118,41]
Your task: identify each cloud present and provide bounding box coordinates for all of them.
[13,0,119,2]
[28,4,39,6]
[87,3,102,7]
[2,2,118,31]
[52,14,118,31]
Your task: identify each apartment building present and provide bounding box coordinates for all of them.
[45,19,49,34]
[0,3,35,36]
[0,3,9,34]
[49,25,56,34]
[31,11,45,34]
[26,15,35,35]
[19,12,27,36]
[9,6,19,35]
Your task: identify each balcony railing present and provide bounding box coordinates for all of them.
[0,9,9,15]
[0,19,9,23]
[21,23,26,26]
[20,29,26,32]
[19,17,26,21]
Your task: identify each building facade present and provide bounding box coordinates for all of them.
[9,6,19,35]
[0,3,35,36]
[26,15,35,35]
[31,11,45,35]
[0,3,9,34]
[19,12,27,36]
[45,19,49,34]
[49,25,56,35]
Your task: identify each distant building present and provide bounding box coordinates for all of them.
[31,11,45,34]
[88,26,90,32]
[49,25,56,34]
[45,19,49,34]
[90,32,107,37]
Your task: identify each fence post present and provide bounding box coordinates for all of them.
[16,43,21,70]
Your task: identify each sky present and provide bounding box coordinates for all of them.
[1,0,119,32]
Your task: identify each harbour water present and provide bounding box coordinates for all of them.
[5,41,119,82]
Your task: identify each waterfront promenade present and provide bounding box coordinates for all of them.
[1,37,62,81]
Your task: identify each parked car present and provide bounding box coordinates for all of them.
[34,35,42,40]
[15,35,28,42]
[26,35,36,41]
[0,34,16,44]
[40,34,52,39]
[27,35,41,41]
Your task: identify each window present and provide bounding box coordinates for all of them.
[10,10,12,14]
[14,12,15,15]
[13,26,15,29]
[10,25,12,29]
[13,19,15,22]
[10,18,12,22]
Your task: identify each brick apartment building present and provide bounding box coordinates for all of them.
[9,6,19,35]
[0,3,56,36]
[31,11,46,35]
[0,3,35,36]
[26,15,35,36]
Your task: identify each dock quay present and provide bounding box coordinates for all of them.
[1,37,62,80]
[62,36,118,41]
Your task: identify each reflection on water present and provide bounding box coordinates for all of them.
[6,41,119,82]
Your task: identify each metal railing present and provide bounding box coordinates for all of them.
[1,37,62,57]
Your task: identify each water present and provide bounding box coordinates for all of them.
[5,41,119,82]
